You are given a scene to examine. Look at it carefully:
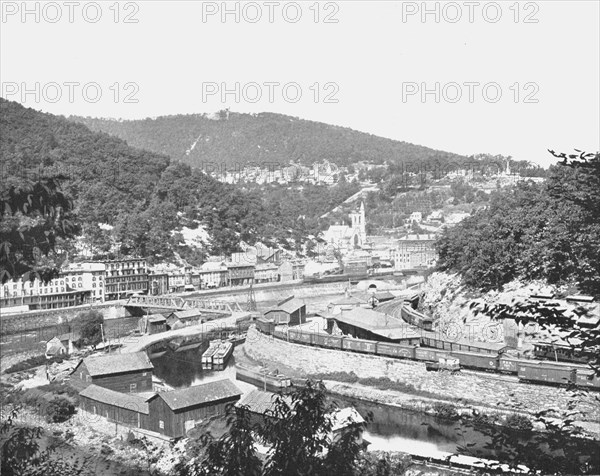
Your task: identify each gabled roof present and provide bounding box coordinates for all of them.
[170,309,202,320]
[373,291,395,301]
[329,308,421,341]
[148,315,166,323]
[157,379,242,411]
[80,384,150,414]
[266,296,306,315]
[80,351,154,377]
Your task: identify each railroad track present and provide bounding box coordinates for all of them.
[460,369,520,384]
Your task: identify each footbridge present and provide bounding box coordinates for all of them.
[125,295,244,314]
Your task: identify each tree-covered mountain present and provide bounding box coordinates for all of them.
[436,152,600,297]
[68,111,467,169]
[1,99,360,262]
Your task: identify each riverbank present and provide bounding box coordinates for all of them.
[241,327,600,433]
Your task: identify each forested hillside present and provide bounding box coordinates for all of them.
[69,111,466,168]
[436,152,600,297]
[1,99,359,262]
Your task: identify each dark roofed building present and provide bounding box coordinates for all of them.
[325,307,421,344]
[139,314,167,334]
[79,384,150,429]
[264,296,306,326]
[71,351,154,393]
[147,379,242,437]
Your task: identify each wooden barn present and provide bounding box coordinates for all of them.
[79,384,150,428]
[70,351,154,393]
[146,379,242,437]
[264,296,306,326]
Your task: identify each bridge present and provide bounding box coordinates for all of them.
[125,295,244,314]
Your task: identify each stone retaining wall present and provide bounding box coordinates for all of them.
[244,327,600,421]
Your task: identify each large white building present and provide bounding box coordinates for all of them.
[61,262,106,302]
[323,202,367,252]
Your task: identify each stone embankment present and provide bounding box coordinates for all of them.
[243,327,600,425]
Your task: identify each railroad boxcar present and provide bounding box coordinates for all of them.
[376,342,416,360]
[451,351,498,371]
[272,329,288,341]
[342,338,377,354]
[498,356,525,374]
[287,328,313,345]
[414,347,443,362]
[256,317,275,335]
[517,362,577,386]
[312,334,344,350]
[575,369,600,391]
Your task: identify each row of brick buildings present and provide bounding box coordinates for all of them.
[1,257,306,312]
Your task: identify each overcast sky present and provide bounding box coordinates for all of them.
[2,1,599,166]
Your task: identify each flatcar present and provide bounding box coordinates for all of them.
[312,333,344,350]
[342,338,377,354]
[518,362,577,387]
[376,342,416,360]
[450,351,498,372]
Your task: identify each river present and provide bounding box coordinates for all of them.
[151,346,500,461]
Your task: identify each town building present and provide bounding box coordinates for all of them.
[198,262,228,289]
[277,260,305,282]
[226,263,255,286]
[325,308,421,344]
[322,202,367,252]
[1,277,92,312]
[61,262,106,302]
[104,258,149,300]
[146,379,242,437]
[71,352,154,393]
[394,234,438,270]
[149,272,169,296]
[263,296,307,326]
[254,263,280,284]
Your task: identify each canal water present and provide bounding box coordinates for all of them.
[151,346,497,460]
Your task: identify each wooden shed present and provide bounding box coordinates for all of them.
[139,314,167,334]
[70,351,154,393]
[79,384,150,428]
[264,296,306,326]
[166,309,203,329]
[146,379,242,438]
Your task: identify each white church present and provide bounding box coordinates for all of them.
[322,202,367,253]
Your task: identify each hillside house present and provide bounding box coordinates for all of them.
[146,379,242,437]
[71,351,154,393]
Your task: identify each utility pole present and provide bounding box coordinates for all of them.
[247,283,257,312]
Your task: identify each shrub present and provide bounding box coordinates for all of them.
[5,355,64,374]
[505,413,533,432]
[45,397,76,423]
[431,402,460,420]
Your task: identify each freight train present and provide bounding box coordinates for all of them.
[264,327,600,391]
